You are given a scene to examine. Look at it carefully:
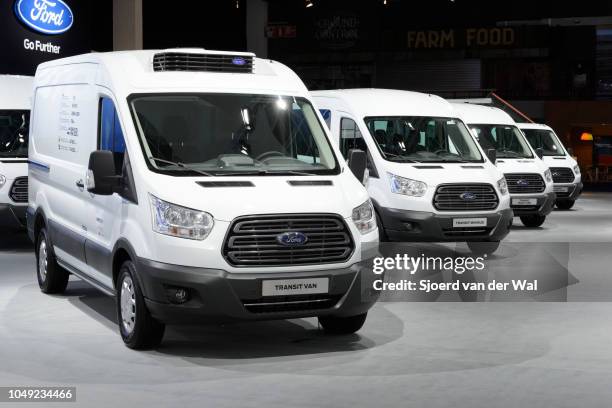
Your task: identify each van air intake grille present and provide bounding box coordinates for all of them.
[9,177,28,203]
[153,52,253,73]
[504,173,546,194]
[433,184,499,211]
[223,214,354,267]
[550,167,575,183]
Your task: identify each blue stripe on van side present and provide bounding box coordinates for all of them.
[28,160,50,172]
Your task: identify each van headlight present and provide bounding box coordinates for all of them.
[573,165,580,175]
[544,169,553,183]
[497,177,508,195]
[352,200,376,235]
[149,194,214,240]
[388,173,427,197]
[0,175,5,189]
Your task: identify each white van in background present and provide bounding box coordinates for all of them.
[312,89,512,254]
[28,49,380,349]
[452,103,555,228]
[0,75,32,230]
[518,123,583,210]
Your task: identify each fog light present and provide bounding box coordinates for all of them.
[166,286,191,304]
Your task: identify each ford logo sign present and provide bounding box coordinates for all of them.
[276,232,308,247]
[460,192,477,201]
[232,57,246,66]
[14,0,74,35]
[516,179,530,186]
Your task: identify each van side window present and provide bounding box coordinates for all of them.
[291,103,321,165]
[99,97,126,174]
[340,118,367,158]
[319,109,332,130]
[340,117,378,178]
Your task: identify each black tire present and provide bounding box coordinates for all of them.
[556,200,575,210]
[520,215,546,228]
[467,241,500,255]
[36,228,69,294]
[318,313,367,335]
[116,260,165,349]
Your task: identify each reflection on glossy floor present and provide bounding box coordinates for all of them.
[1,192,611,408]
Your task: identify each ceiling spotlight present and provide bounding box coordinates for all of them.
[306,0,313,8]
[235,0,239,9]
[383,0,387,4]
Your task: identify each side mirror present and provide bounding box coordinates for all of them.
[486,148,497,164]
[347,149,367,183]
[87,150,120,195]
[535,148,544,159]
[567,147,574,156]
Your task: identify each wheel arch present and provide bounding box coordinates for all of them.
[111,239,142,291]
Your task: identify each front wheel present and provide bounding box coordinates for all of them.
[117,260,165,349]
[318,313,367,335]
[467,241,500,255]
[556,200,575,210]
[520,215,546,228]
[36,228,69,294]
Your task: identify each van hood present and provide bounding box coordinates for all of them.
[144,172,368,222]
[495,158,548,174]
[383,161,503,187]
[541,155,577,167]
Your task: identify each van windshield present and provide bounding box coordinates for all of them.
[129,94,339,176]
[364,116,483,163]
[0,110,29,158]
[521,128,566,156]
[470,124,533,159]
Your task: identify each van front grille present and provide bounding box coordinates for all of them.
[242,294,342,314]
[433,184,499,211]
[153,52,253,73]
[9,177,28,203]
[550,167,575,183]
[442,227,493,237]
[504,173,546,194]
[223,214,354,267]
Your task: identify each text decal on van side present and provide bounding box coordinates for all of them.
[14,0,74,35]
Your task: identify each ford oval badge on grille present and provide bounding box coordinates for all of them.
[277,232,308,246]
[516,179,530,186]
[460,192,477,201]
[232,57,246,66]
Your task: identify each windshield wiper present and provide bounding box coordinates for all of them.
[215,169,319,176]
[384,153,419,163]
[148,157,214,177]
[439,158,470,163]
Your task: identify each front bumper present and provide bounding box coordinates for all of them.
[377,206,513,242]
[509,192,556,216]
[135,257,381,324]
[0,204,26,229]
[554,182,583,202]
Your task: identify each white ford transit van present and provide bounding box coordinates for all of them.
[518,123,582,210]
[0,75,32,230]
[28,49,380,349]
[452,103,555,227]
[311,89,512,254]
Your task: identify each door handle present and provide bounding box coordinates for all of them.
[76,179,85,191]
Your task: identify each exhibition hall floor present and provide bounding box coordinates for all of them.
[1,192,612,408]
